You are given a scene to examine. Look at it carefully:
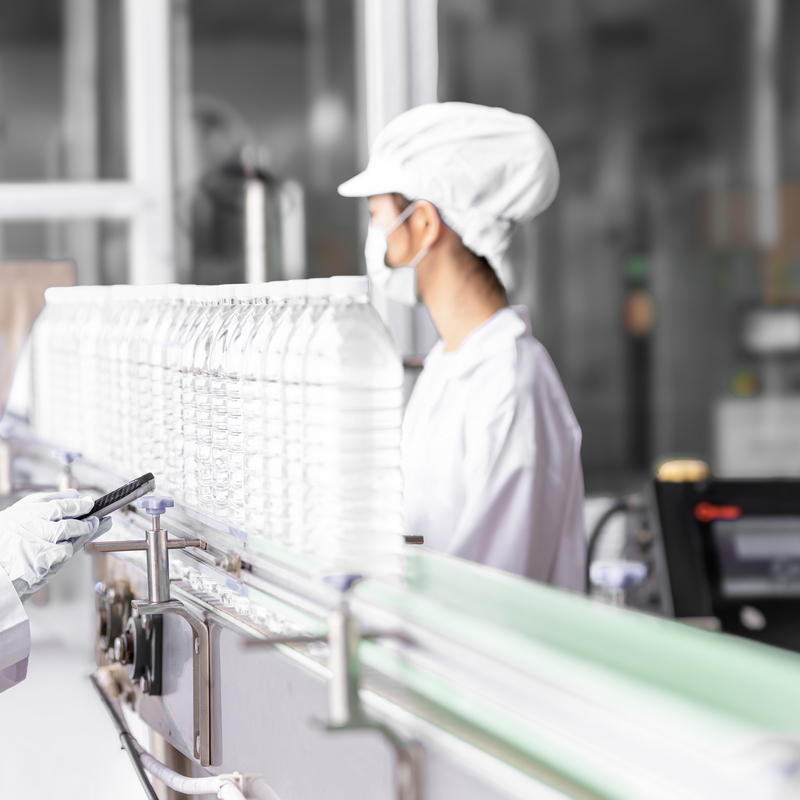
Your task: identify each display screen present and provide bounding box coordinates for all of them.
[712,517,800,598]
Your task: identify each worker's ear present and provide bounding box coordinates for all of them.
[411,200,443,250]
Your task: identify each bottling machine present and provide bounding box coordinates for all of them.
[4,417,800,800]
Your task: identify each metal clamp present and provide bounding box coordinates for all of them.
[94,495,214,766]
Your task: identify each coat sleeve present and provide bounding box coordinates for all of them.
[444,352,586,591]
[0,565,30,693]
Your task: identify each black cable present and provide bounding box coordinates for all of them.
[90,673,160,800]
[585,500,630,595]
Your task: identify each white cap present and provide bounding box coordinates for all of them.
[109,284,133,303]
[140,284,167,301]
[83,285,108,302]
[329,275,369,297]
[165,283,185,300]
[247,283,270,299]
[266,281,289,300]
[338,102,559,283]
[305,278,330,298]
[217,284,238,300]
[285,280,307,299]
[44,286,76,304]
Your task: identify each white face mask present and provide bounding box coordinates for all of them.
[365,201,430,307]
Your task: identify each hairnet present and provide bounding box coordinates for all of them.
[338,102,560,282]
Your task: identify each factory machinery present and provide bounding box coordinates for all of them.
[3,418,800,800]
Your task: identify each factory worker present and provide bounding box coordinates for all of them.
[0,491,110,693]
[338,102,585,591]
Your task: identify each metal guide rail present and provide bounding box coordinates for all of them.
[4,421,800,800]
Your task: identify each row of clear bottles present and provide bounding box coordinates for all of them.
[30,277,405,577]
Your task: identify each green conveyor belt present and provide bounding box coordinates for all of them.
[350,549,800,799]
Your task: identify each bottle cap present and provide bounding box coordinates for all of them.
[217,284,238,300]
[141,284,166,301]
[202,286,218,302]
[165,283,185,301]
[305,278,330,298]
[247,283,270,299]
[44,286,75,304]
[109,284,132,303]
[86,285,110,303]
[285,279,307,299]
[266,281,289,300]
[329,275,369,297]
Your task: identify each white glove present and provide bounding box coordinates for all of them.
[0,490,113,602]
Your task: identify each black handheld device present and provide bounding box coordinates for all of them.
[77,472,156,520]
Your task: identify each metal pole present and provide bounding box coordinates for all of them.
[752,0,781,251]
[146,515,171,604]
[357,0,439,353]
[123,0,176,285]
[172,0,195,285]
[63,0,100,285]
[245,177,268,283]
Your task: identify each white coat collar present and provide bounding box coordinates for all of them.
[425,305,529,380]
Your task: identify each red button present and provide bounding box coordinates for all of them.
[694,502,742,523]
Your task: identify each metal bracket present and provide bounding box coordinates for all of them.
[132,598,213,766]
[243,600,422,800]
[324,601,423,800]
[95,495,214,766]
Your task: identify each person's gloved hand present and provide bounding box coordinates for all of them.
[0,490,112,602]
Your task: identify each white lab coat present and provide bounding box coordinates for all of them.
[0,566,30,693]
[402,306,586,590]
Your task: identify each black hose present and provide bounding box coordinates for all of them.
[90,673,160,800]
[585,500,629,595]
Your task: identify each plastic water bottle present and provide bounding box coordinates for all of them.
[58,288,82,450]
[144,284,185,480]
[98,287,128,465]
[130,285,174,474]
[282,278,330,548]
[164,286,210,495]
[175,286,217,504]
[117,287,147,474]
[242,281,287,533]
[304,275,405,578]
[79,286,110,462]
[263,280,308,542]
[194,285,239,513]
[207,284,251,517]
[213,283,268,520]
[30,290,54,439]
[34,287,76,446]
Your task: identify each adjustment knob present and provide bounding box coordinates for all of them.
[53,450,81,465]
[137,496,175,516]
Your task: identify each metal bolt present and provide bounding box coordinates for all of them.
[113,633,131,664]
[195,735,201,754]
[194,638,200,655]
[216,552,241,574]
